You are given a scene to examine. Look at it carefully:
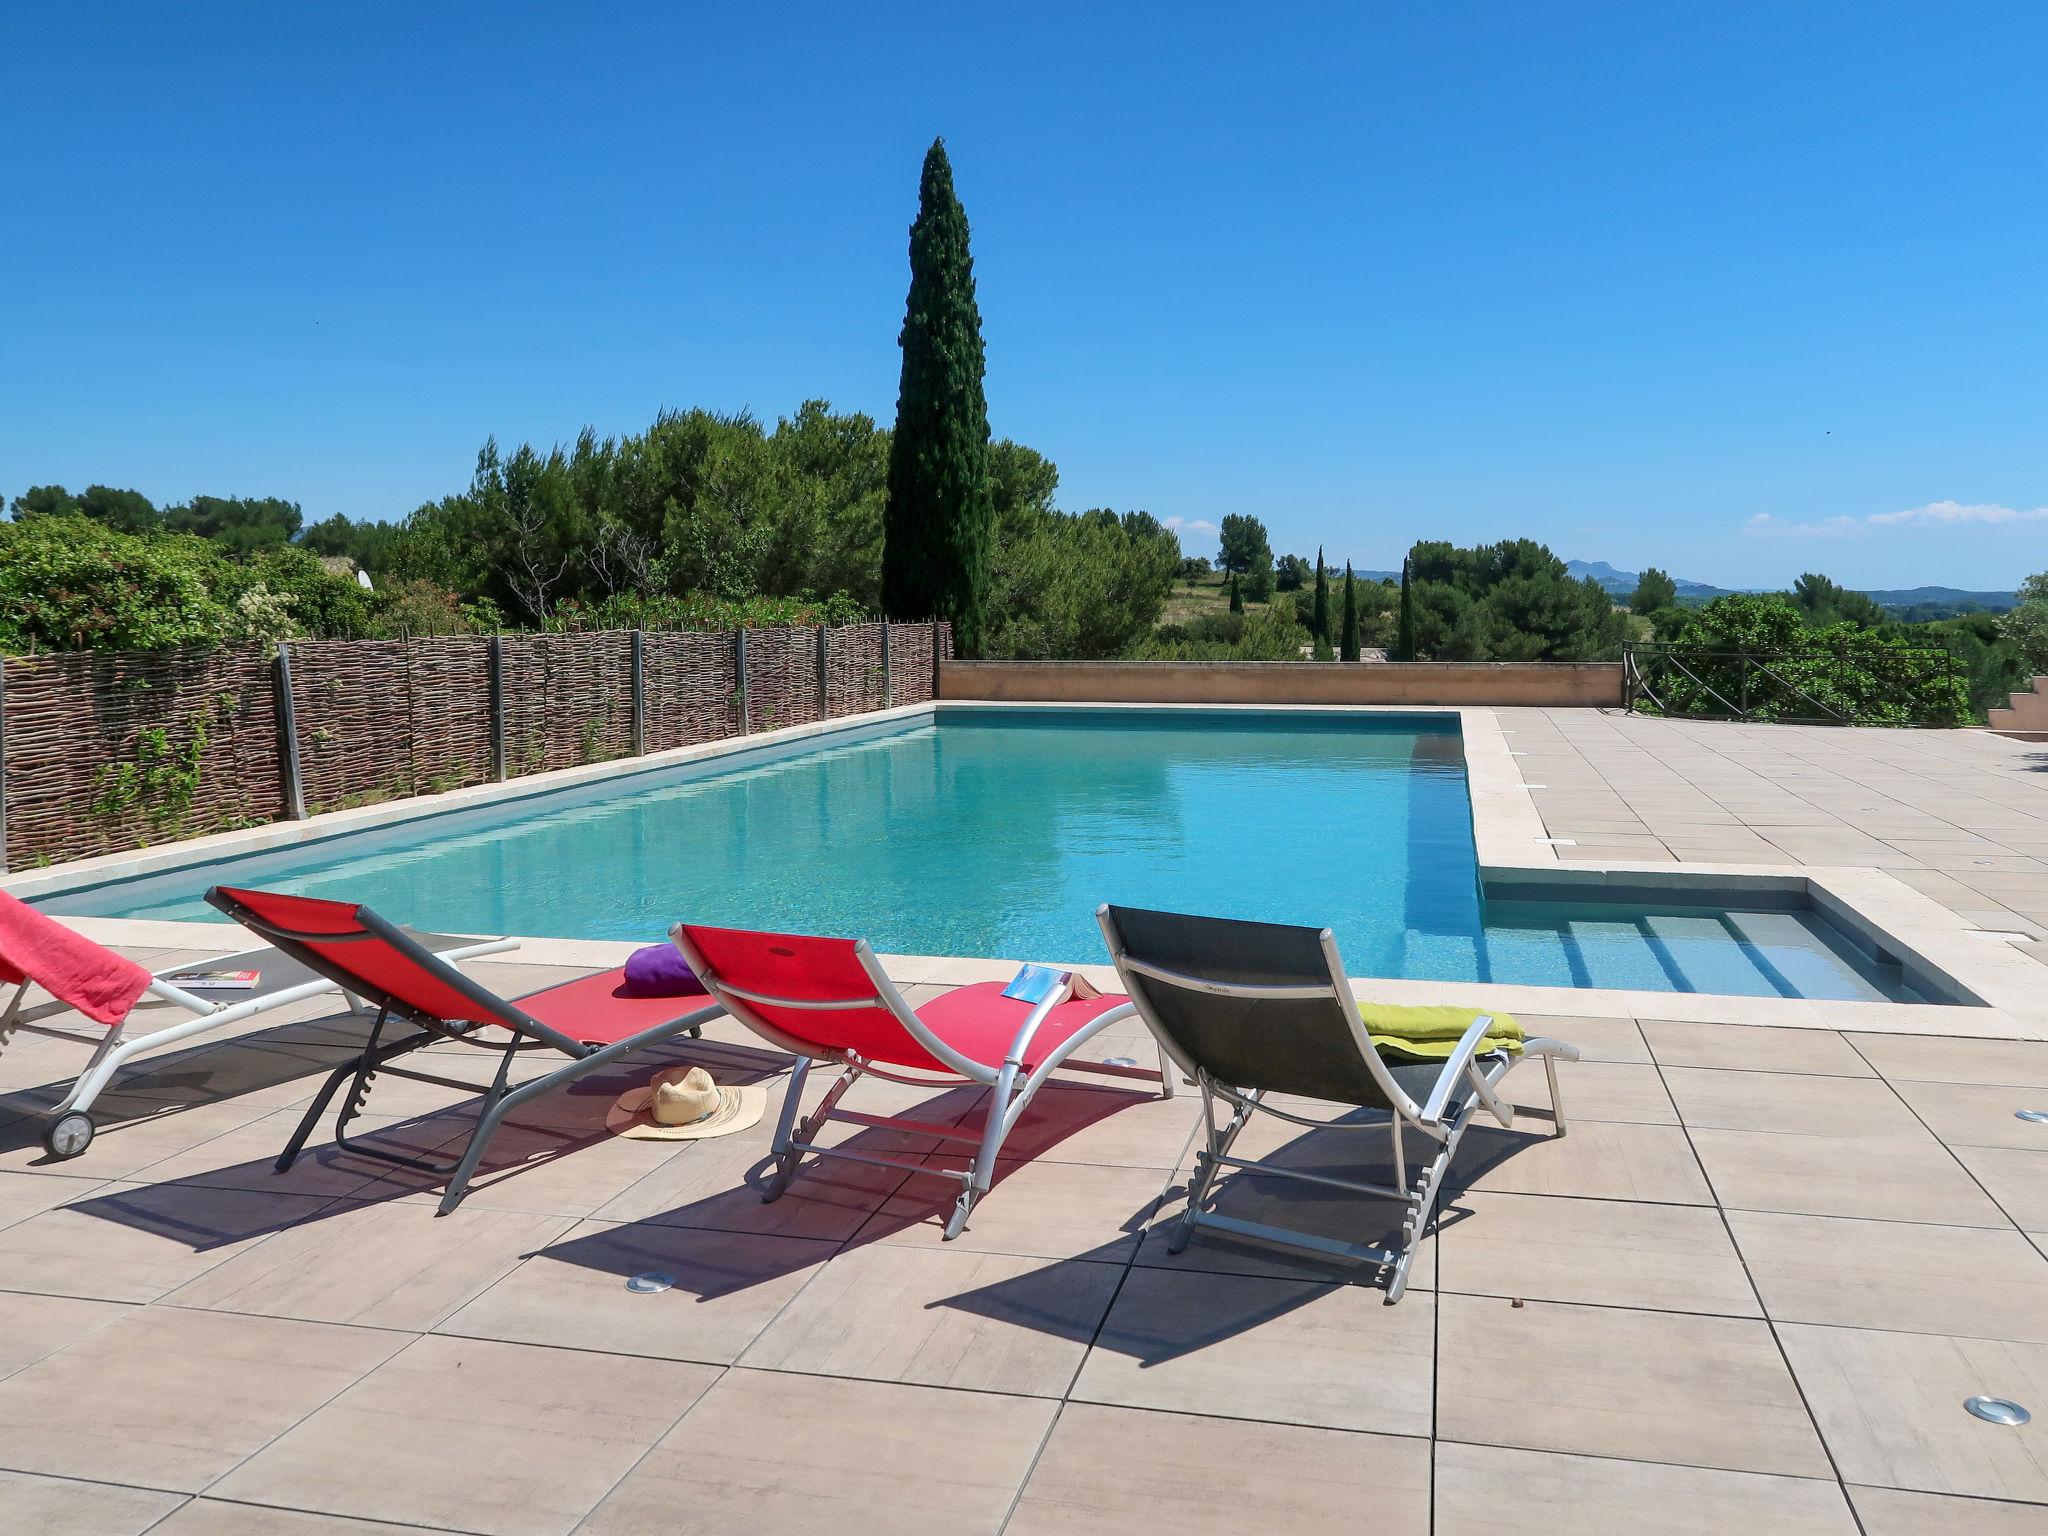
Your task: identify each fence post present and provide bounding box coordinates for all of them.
[816,625,830,721]
[631,630,647,755]
[488,636,507,782]
[881,623,892,709]
[736,628,751,734]
[930,621,942,696]
[274,641,307,820]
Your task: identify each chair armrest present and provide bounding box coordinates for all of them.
[1419,1013,1499,1124]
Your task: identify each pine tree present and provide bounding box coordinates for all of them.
[1397,556,1415,661]
[1228,573,1244,614]
[1340,562,1361,662]
[1311,546,1329,642]
[883,138,995,656]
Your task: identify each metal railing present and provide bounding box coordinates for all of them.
[1621,641,1966,726]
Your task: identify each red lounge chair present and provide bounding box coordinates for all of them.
[0,889,515,1160]
[208,886,722,1214]
[670,923,1173,1238]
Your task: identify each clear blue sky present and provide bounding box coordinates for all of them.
[4,2,2043,591]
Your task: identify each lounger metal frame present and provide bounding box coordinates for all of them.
[0,936,517,1157]
[210,892,721,1214]
[1098,905,1579,1302]
[672,926,1172,1239]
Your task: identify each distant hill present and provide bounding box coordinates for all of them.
[1564,561,2014,615]
[1858,586,2017,614]
[1565,559,1734,599]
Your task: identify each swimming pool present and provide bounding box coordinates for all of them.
[40,708,1928,1002]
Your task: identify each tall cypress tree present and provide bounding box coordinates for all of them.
[1397,556,1415,661]
[1340,562,1361,662]
[883,138,994,656]
[1228,573,1244,614]
[1311,546,1329,641]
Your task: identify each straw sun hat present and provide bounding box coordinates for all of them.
[607,1066,766,1141]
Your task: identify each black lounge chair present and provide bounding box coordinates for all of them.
[1097,903,1579,1302]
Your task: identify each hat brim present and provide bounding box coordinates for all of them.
[606,1083,767,1141]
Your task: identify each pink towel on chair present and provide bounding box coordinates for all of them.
[0,892,152,1027]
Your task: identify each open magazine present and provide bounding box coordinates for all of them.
[1001,964,1101,1006]
[162,967,261,991]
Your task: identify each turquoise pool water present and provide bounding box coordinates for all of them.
[42,709,1923,1001]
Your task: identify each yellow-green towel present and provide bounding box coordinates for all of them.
[1359,1003,1523,1062]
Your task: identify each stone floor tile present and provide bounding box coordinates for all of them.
[435,1217,832,1363]
[0,1469,185,1535]
[1436,1293,1831,1478]
[1641,1021,1875,1077]
[1661,1066,1931,1139]
[578,1368,1054,1536]
[1730,1209,2048,1341]
[0,1181,334,1303]
[1513,1015,1652,1063]
[151,1502,474,1535]
[1437,1191,1759,1314]
[1847,1485,2048,1534]
[740,1240,1119,1396]
[994,1082,1199,1170]
[0,1306,406,1492]
[866,1156,1165,1262]
[1433,1443,1858,1535]
[1778,1323,2048,1501]
[1454,1121,1714,1205]
[164,1196,572,1330]
[1503,1060,1677,1126]
[1953,1144,2048,1229]
[1071,1266,1434,1434]
[122,1109,456,1200]
[0,1291,132,1381]
[1687,1128,2011,1226]
[1005,1401,1430,1536]
[1888,1078,2048,1150]
[213,1335,717,1536]
[0,1166,107,1231]
[0,1096,278,1179]
[1851,1040,2048,1089]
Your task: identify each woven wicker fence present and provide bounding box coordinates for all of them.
[1,620,949,871]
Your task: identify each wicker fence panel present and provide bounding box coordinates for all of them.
[499,632,636,777]
[743,626,822,734]
[2,645,282,869]
[824,623,888,718]
[289,640,414,814]
[405,637,495,792]
[887,622,945,706]
[644,631,742,751]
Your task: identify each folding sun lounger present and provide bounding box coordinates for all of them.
[1097,903,1579,1302]
[208,885,724,1214]
[0,889,516,1159]
[672,922,1175,1238]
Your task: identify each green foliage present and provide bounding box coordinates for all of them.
[547,590,868,632]
[1396,558,1414,660]
[163,495,303,553]
[90,713,208,834]
[882,138,995,656]
[1275,554,1311,591]
[1790,572,1887,630]
[1656,595,1972,725]
[1,517,233,650]
[1228,574,1244,614]
[1137,608,1311,661]
[1928,610,2032,718]
[1628,567,1677,618]
[1311,549,1330,642]
[984,507,1178,659]
[12,484,163,533]
[1339,564,1360,661]
[1175,555,1212,579]
[1216,514,1274,601]
[1403,539,1629,661]
[2002,572,2048,672]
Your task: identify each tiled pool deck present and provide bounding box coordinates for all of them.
[1,712,2046,1533]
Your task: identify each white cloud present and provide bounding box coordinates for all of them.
[1743,500,2048,539]
[1161,516,1217,537]
[1867,499,2048,527]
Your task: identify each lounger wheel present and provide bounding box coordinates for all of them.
[42,1111,94,1160]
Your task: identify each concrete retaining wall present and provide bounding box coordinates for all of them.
[940,660,1625,707]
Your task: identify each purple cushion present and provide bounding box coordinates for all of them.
[620,943,706,998]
